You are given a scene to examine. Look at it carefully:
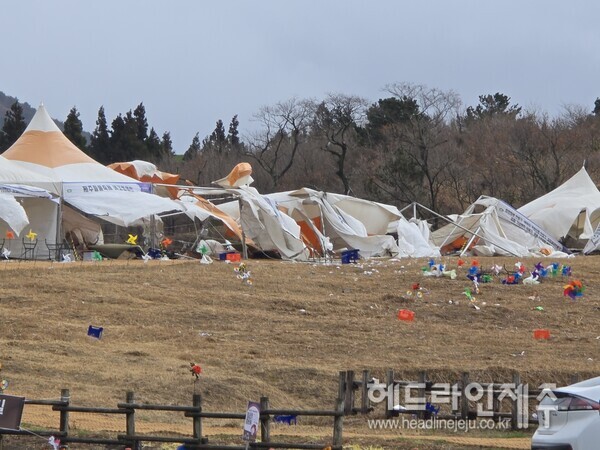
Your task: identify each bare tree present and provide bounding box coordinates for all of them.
[370,83,462,212]
[244,98,312,190]
[310,93,368,195]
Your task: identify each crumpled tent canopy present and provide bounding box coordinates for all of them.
[220,186,309,260]
[213,162,254,188]
[109,160,181,199]
[518,167,600,247]
[432,196,567,257]
[266,188,400,258]
[3,104,184,227]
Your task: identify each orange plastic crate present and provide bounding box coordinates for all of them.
[397,309,415,322]
[226,253,241,262]
[533,329,550,339]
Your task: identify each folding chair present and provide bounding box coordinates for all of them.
[21,238,38,260]
[45,239,66,261]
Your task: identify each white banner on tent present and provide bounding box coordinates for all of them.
[63,182,152,195]
[496,201,566,252]
[0,184,53,199]
[584,224,600,254]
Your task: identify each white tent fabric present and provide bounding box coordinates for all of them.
[0,184,54,235]
[320,192,402,235]
[232,187,309,260]
[63,182,184,227]
[0,156,56,188]
[62,204,104,246]
[0,193,29,236]
[396,217,441,258]
[432,196,567,257]
[267,188,400,258]
[518,167,600,243]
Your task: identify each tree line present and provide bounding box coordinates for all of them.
[2,84,600,216]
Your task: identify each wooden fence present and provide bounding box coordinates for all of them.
[0,390,344,450]
[1,369,581,448]
[338,369,583,429]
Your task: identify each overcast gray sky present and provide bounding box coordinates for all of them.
[3,1,599,153]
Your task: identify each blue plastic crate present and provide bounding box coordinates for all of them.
[341,249,360,264]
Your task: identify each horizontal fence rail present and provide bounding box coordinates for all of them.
[0,390,343,450]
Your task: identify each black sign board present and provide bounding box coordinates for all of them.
[0,394,25,431]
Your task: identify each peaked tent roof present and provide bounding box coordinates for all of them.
[517,167,600,241]
[3,104,136,183]
[3,105,184,226]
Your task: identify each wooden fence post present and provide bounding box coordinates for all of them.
[570,373,580,385]
[344,370,355,415]
[260,396,270,443]
[460,372,469,421]
[125,391,139,450]
[59,388,70,449]
[360,369,370,414]
[332,398,344,449]
[385,369,394,419]
[193,394,202,444]
[511,372,521,430]
[338,371,346,404]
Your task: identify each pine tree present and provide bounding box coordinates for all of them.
[133,103,148,142]
[89,106,111,163]
[228,115,240,148]
[146,127,162,161]
[0,100,27,153]
[183,133,201,161]
[161,131,174,156]
[209,119,227,152]
[63,106,87,151]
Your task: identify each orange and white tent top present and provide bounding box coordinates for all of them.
[109,160,180,185]
[213,162,253,188]
[3,104,136,183]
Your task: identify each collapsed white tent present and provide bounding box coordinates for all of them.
[518,167,600,253]
[219,186,310,260]
[432,195,568,257]
[266,188,400,258]
[1,105,184,257]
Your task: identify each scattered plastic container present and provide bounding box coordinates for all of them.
[533,329,550,340]
[341,249,360,264]
[398,309,415,322]
[226,252,241,262]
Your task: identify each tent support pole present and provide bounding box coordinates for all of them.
[238,198,248,260]
[56,195,63,251]
[404,202,521,257]
[460,226,480,257]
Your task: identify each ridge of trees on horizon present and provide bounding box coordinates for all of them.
[2,84,600,216]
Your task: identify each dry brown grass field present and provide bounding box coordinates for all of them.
[1,255,599,449]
